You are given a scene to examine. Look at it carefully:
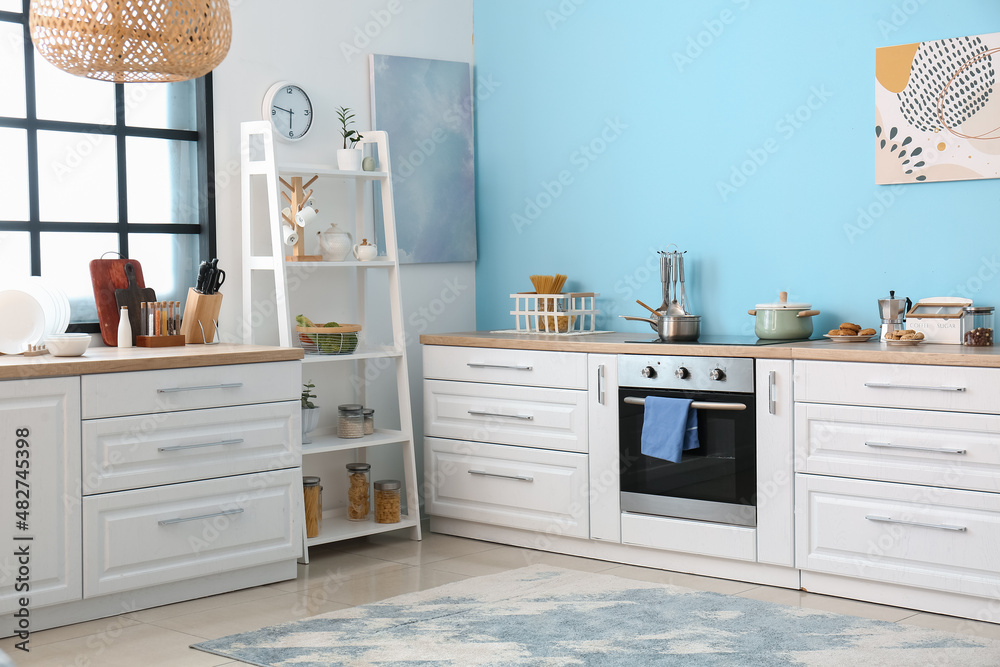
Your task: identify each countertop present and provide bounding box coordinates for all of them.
[419,331,1000,368]
[0,344,304,380]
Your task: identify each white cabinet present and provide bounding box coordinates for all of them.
[587,354,620,543]
[424,345,589,539]
[426,437,589,538]
[755,360,794,567]
[0,378,81,613]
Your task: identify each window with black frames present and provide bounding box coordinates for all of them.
[0,0,216,331]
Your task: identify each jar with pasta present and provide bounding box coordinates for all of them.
[374,479,401,524]
[345,462,371,521]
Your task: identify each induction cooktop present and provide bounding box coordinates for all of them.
[623,335,818,346]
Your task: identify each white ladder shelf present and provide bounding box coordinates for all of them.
[239,121,422,562]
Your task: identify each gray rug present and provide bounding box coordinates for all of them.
[192,565,1000,666]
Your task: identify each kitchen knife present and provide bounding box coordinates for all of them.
[195,260,210,293]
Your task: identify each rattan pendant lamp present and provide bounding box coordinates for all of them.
[29,0,232,83]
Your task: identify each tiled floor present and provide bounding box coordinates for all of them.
[3,531,1000,666]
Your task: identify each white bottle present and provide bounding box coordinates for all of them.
[117,306,133,348]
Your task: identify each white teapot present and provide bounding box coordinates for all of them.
[317,223,352,261]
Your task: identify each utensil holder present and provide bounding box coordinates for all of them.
[180,288,223,344]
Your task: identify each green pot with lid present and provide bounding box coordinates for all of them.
[748,291,821,340]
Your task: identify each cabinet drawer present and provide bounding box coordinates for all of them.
[795,474,1000,597]
[621,512,756,562]
[81,361,300,419]
[795,403,1000,493]
[83,469,300,597]
[423,345,587,389]
[424,379,588,453]
[82,402,301,494]
[426,437,589,538]
[794,360,1000,414]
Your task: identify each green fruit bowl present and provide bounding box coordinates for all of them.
[296,324,361,355]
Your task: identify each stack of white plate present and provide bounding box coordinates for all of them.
[12,277,70,339]
[0,290,46,354]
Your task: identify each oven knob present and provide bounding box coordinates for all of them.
[674,367,689,379]
[709,368,726,381]
[641,366,657,379]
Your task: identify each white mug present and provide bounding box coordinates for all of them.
[353,244,378,261]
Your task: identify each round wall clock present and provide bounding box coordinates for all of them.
[262,81,314,141]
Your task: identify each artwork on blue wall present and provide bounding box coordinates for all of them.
[876,31,1000,184]
[370,54,477,264]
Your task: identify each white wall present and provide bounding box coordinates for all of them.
[212,0,476,518]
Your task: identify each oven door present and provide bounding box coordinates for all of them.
[618,387,756,527]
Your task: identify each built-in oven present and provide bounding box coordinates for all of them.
[618,355,756,527]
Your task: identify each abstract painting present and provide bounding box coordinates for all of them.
[875,31,999,184]
[370,54,477,263]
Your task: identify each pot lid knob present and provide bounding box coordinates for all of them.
[779,291,788,304]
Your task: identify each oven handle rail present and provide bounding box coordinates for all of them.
[623,396,746,411]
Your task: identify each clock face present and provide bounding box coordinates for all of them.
[264,83,313,141]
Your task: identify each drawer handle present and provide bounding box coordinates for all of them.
[865,515,967,532]
[466,362,533,371]
[598,363,605,406]
[864,441,967,455]
[158,438,245,453]
[467,409,534,421]
[624,397,747,411]
[468,469,534,482]
[863,382,966,393]
[158,508,245,526]
[157,382,244,394]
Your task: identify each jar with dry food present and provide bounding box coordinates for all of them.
[363,408,375,435]
[963,306,994,346]
[303,476,322,538]
[374,479,401,524]
[338,403,364,438]
[346,462,370,521]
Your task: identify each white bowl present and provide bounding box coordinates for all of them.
[45,334,91,357]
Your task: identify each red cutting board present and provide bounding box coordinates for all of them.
[89,258,147,346]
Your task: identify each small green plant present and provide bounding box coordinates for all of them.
[301,381,317,409]
[337,106,363,149]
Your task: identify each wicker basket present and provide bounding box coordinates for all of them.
[296,324,361,355]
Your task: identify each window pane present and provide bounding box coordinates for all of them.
[0,21,25,118]
[37,130,117,222]
[0,232,30,284]
[128,234,199,304]
[0,0,21,13]
[0,127,28,220]
[41,232,118,323]
[126,137,199,223]
[125,79,197,130]
[34,50,115,125]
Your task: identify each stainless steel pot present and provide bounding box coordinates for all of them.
[621,314,700,342]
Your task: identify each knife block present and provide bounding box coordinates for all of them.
[180,288,223,344]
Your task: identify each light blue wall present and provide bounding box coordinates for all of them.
[472,0,1000,336]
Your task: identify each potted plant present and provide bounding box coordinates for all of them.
[301,381,320,444]
[336,106,364,170]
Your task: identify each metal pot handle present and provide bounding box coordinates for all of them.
[620,315,657,325]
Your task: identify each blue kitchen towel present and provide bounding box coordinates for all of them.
[640,396,700,463]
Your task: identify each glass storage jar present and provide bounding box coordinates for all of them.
[963,306,994,346]
[374,479,401,524]
[338,403,364,438]
[303,476,322,538]
[363,408,375,435]
[346,462,370,521]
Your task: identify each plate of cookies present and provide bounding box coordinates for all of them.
[824,322,877,342]
[884,329,925,345]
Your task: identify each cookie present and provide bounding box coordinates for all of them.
[901,333,918,340]
[838,329,858,336]
[827,329,845,336]
[858,328,876,336]
[839,322,861,332]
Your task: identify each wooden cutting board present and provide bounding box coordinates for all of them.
[114,262,156,345]
[89,258,149,346]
